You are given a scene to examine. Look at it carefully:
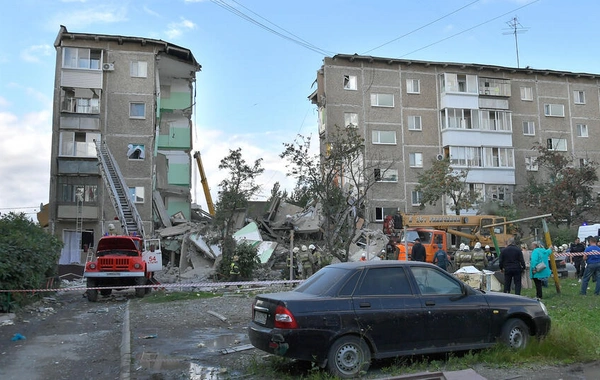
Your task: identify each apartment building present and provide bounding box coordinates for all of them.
[310,54,600,224]
[50,26,201,264]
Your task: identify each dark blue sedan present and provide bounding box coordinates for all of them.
[249,260,550,378]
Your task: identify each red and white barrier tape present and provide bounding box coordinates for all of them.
[0,279,303,294]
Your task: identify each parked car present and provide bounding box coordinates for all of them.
[249,261,551,378]
[485,255,568,278]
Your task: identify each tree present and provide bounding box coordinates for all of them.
[281,125,396,262]
[415,158,479,215]
[515,144,598,228]
[213,148,264,240]
[0,213,63,310]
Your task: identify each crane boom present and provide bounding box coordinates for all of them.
[193,151,215,216]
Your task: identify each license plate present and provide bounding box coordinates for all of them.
[254,311,267,324]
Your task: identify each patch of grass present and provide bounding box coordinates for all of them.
[140,290,219,303]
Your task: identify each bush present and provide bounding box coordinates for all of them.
[0,213,63,311]
[217,240,260,281]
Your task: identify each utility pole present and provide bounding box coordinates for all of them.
[503,16,529,68]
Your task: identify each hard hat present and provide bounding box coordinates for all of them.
[361,253,366,257]
[380,249,386,253]
[293,247,299,253]
[462,246,470,251]
[485,245,490,249]
[108,223,115,230]
[562,244,568,249]
[459,243,465,250]
[474,242,481,249]
[301,245,307,252]
[233,255,239,261]
[309,244,316,250]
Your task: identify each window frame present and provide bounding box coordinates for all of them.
[372,130,396,145]
[544,103,565,117]
[576,124,588,137]
[62,47,102,70]
[525,156,538,171]
[59,131,100,157]
[129,102,146,119]
[129,186,145,204]
[406,79,420,94]
[409,152,423,168]
[522,121,535,136]
[370,93,394,107]
[520,86,533,101]
[408,115,422,131]
[374,207,399,222]
[374,168,398,183]
[547,138,567,152]
[343,75,357,90]
[411,190,423,206]
[130,61,148,78]
[344,112,358,128]
[574,90,586,105]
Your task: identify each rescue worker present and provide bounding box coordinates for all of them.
[472,242,488,270]
[411,238,426,262]
[286,247,300,280]
[484,245,496,261]
[107,223,117,236]
[229,255,241,283]
[455,245,473,269]
[433,244,450,271]
[360,252,367,261]
[300,245,313,279]
[308,244,321,273]
[570,237,586,281]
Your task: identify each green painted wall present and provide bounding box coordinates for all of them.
[160,92,191,110]
[157,127,190,149]
[168,163,190,186]
[167,199,190,220]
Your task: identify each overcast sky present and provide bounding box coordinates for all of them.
[2,0,599,220]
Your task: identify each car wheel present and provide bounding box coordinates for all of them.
[327,336,371,379]
[135,277,146,298]
[86,279,98,302]
[501,318,529,349]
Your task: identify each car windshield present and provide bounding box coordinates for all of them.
[400,230,432,244]
[295,267,350,296]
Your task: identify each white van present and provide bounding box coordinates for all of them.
[577,224,600,242]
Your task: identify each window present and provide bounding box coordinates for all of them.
[130,61,148,78]
[547,138,567,151]
[409,152,423,167]
[520,86,533,101]
[59,132,100,157]
[441,73,477,93]
[129,187,145,203]
[441,108,475,129]
[408,116,422,130]
[449,146,482,167]
[370,93,394,107]
[574,90,586,104]
[576,124,588,137]
[411,267,462,295]
[406,79,420,94]
[522,121,535,136]
[411,190,423,206]
[62,47,102,69]
[130,102,146,118]
[544,104,565,117]
[356,267,412,296]
[487,185,511,203]
[479,77,511,96]
[343,75,357,90]
[344,112,358,128]
[525,156,538,171]
[480,110,511,131]
[375,207,399,222]
[374,168,398,182]
[484,147,514,168]
[127,144,145,160]
[61,88,100,114]
[372,130,396,144]
[58,178,98,204]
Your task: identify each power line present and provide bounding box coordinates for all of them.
[398,0,540,59]
[210,0,332,56]
[362,0,481,55]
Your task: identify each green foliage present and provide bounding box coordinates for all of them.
[415,158,479,215]
[515,144,598,227]
[217,241,260,280]
[0,213,62,310]
[140,290,218,303]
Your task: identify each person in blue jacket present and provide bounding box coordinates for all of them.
[530,241,552,299]
[580,236,600,295]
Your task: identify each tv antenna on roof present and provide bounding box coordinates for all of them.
[503,16,529,68]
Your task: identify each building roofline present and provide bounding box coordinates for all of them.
[331,53,598,79]
[55,25,201,71]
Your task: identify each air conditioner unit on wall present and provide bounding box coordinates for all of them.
[436,154,444,161]
[102,63,114,71]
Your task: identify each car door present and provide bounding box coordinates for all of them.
[351,266,426,355]
[410,266,492,348]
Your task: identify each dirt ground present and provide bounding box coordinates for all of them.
[1,285,600,380]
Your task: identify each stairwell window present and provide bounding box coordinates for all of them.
[407,79,420,94]
[574,90,586,104]
[344,112,358,128]
[520,86,533,101]
[343,75,357,90]
[408,116,422,130]
[525,156,538,171]
[411,190,423,206]
[130,61,148,78]
[522,121,535,136]
[409,152,423,167]
[577,124,588,137]
[130,102,146,119]
[129,187,145,203]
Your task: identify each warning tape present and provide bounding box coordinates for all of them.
[0,279,304,294]
[555,252,600,257]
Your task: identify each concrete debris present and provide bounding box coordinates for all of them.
[219,344,254,354]
[207,310,228,322]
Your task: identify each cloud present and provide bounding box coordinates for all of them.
[48,5,128,30]
[21,44,53,63]
[165,18,197,40]
[0,110,52,215]
[143,6,160,18]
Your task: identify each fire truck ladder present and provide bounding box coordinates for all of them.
[75,192,84,262]
[95,140,145,238]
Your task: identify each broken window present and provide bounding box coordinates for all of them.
[127,144,145,160]
[129,187,145,203]
[343,75,357,90]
